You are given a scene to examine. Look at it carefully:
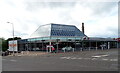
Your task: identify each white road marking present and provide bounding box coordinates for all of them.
[101,55,108,57]
[78,58,82,59]
[110,59,118,61]
[84,58,91,60]
[91,58,97,60]
[102,58,108,61]
[92,56,101,58]
[17,55,22,56]
[60,56,117,62]
[66,57,71,59]
[71,57,77,59]
[60,57,68,59]
[92,55,108,58]
[10,60,17,62]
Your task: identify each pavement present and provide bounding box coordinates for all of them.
[8,51,48,56]
[2,48,119,71]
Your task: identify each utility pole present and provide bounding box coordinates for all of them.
[7,22,15,56]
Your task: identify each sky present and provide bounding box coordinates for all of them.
[0,0,119,39]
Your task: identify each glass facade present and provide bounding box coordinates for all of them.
[30,23,86,38]
[27,37,82,42]
[30,24,51,38]
[51,24,86,37]
[25,23,87,43]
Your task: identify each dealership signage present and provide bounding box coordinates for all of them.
[117,38,120,42]
[46,45,53,48]
[8,40,18,51]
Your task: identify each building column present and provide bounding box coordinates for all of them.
[35,40,37,51]
[101,42,103,50]
[46,47,48,52]
[41,40,45,51]
[56,43,59,53]
[108,42,110,49]
[117,41,120,48]
[116,41,118,48]
[81,41,84,51]
[96,41,97,51]
[33,40,36,51]
[30,39,32,51]
[73,40,76,52]
[89,41,91,51]
[117,41,119,48]
[49,42,52,52]
[56,39,60,53]
[42,41,43,51]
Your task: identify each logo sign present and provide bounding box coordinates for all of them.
[46,45,53,48]
[8,40,18,51]
[117,38,120,42]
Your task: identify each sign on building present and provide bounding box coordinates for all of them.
[8,40,18,51]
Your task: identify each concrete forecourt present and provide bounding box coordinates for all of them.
[2,48,118,71]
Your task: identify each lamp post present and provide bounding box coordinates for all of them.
[7,22,15,56]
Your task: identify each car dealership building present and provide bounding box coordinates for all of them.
[9,23,119,52]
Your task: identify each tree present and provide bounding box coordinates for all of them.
[0,38,8,52]
[7,37,21,41]
[0,37,21,52]
[0,38,2,51]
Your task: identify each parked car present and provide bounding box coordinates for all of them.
[2,51,9,56]
[62,46,74,51]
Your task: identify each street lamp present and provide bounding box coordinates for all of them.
[7,22,15,56]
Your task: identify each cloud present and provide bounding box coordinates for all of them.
[83,2,117,16]
[0,0,118,39]
[25,2,76,11]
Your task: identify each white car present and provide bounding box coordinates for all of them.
[62,46,74,51]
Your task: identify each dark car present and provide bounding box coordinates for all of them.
[2,51,9,56]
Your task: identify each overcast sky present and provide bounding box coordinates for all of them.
[0,0,119,39]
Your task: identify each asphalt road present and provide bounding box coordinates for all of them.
[2,49,118,71]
